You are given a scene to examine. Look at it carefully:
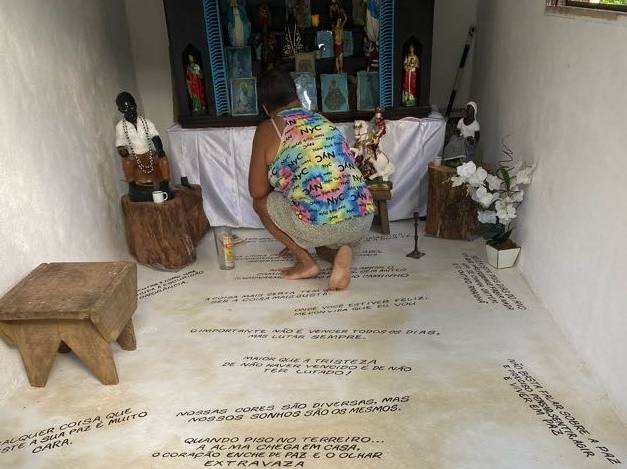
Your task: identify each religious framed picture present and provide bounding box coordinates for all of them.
[226,46,252,80]
[343,31,353,57]
[295,52,316,73]
[293,0,311,29]
[230,78,258,116]
[316,30,334,58]
[291,72,318,111]
[321,73,349,113]
[357,71,379,111]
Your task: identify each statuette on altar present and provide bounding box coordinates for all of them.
[186,54,207,113]
[332,9,348,73]
[402,42,420,107]
[115,92,173,202]
[351,110,394,188]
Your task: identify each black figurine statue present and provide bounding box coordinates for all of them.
[115,92,174,202]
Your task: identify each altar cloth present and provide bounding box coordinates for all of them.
[167,116,446,228]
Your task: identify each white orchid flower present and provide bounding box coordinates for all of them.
[510,189,524,203]
[477,210,497,224]
[450,175,466,187]
[475,186,496,208]
[467,167,488,187]
[514,165,534,186]
[456,161,477,179]
[486,174,502,191]
[495,199,517,224]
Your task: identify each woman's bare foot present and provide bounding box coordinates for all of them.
[328,245,352,290]
[315,246,337,264]
[281,261,320,280]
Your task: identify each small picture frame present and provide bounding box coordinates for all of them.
[316,30,334,58]
[291,72,318,111]
[292,0,311,29]
[321,73,349,113]
[343,31,353,57]
[226,47,252,80]
[357,71,379,111]
[230,78,258,116]
[295,52,316,73]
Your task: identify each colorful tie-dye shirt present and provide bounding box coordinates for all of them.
[268,108,375,226]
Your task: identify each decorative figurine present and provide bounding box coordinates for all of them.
[371,106,386,151]
[256,0,272,33]
[283,21,304,57]
[406,212,426,259]
[351,117,394,187]
[329,0,344,25]
[185,54,207,113]
[226,0,251,47]
[294,0,311,29]
[402,43,420,107]
[352,0,367,26]
[366,0,380,71]
[332,10,348,73]
[115,92,173,202]
[442,101,480,162]
[261,32,277,71]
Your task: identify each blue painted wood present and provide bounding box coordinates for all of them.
[379,0,395,109]
[203,0,230,115]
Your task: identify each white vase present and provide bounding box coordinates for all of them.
[485,242,521,269]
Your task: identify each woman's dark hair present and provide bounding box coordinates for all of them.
[258,68,298,113]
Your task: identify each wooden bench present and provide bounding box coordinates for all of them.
[0,262,137,386]
[371,188,392,235]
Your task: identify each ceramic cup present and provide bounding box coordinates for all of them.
[432,157,442,167]
[152,191,169,204]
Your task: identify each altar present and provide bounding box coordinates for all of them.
[167,116,446,228]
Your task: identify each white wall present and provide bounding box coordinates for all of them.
[0,0,137,393]
[124,0,175,148]
[472,0,627,423]
[431,0,479,111]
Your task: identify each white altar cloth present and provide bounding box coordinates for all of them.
[167,116,445,228]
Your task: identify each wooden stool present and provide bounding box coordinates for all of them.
[371,188,392,235]
[121,184,210,270]
[0,262,137,387]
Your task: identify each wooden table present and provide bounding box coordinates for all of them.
[0,262,137,386]
[121,184,210,270]
[425,163,478,240]
[371,188,392,235]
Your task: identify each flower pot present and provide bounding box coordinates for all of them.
[485,241,521,269]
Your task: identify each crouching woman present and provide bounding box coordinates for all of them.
[249,69,374,290]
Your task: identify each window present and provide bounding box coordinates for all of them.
[547,0,627,13]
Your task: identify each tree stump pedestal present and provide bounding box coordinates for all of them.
[121,184,210,270]
[425,163,477,240]
[0,262,137,387]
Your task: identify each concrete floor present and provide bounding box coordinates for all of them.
[0,221,625,468]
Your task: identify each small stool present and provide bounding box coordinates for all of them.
[371,188,392,234]
[0,262,137,386]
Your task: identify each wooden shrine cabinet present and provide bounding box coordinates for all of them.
[163,0,435,128]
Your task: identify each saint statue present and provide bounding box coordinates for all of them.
[256,0,272,33]
[115,92,173,202]
[402,44,420,107]
[186,55,207,113]
[226,0,251,47]
[332,11,347,73]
